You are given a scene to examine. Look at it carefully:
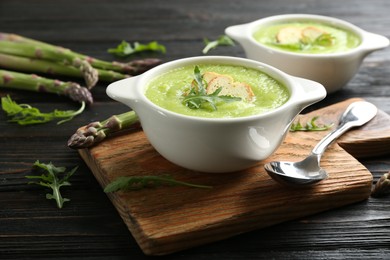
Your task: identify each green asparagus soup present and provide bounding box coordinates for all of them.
[145,64,289,118]
[253,22,361,54]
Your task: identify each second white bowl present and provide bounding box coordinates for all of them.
[226,14,389,93]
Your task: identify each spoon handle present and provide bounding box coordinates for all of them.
[311,122,353,155]
[311,101,377,156]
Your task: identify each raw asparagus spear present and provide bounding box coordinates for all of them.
[371,172,390,197]
[0,41,98,88]
[67,111,140,149]
[0,53,127,83]
[0,69,93,104]
[0,32,162,74]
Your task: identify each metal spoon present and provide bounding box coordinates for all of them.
[264,101,377,186]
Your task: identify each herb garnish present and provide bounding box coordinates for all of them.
[274,30,335,51]
[290,116,333,132]
[308,33,334,47]
[108,40,166,57]
[1,95,85,125]
[182,66,241,111]
[202,35,235,54]
[26,161,77,209]
[104,175,212,192]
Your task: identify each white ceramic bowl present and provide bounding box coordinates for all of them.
[225,14,389,93]
[106,56,326,173]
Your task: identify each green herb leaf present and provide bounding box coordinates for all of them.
[182,66,241,111]
[202,35,235,54]
[26,161,78,209]
[312,33,335,47]
[1,95,85,125]
[104,175,212,193]
[273,30,335,51]
[108,40,166,57]
[290,116,333,132]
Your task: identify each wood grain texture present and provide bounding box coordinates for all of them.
[79,98,388,255]
[1,0,390,259]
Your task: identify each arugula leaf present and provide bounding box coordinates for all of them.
[1,95,85,125]
[290,116,333,132]
[202,35,235,54]
[182,66,241,111]
[312,33,335,47]
[273,31,335,51]
[26,161,78,209]
[104,175,212,192]
[108,40,166,57]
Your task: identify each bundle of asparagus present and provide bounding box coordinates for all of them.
[0,32,162,89]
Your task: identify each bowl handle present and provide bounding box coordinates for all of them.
[361,32,389,52]
[106,76,141,108]
[292,76,327,107]
[225,23,249,41]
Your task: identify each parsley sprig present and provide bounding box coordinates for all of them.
[290,116,333,132]
[26,161,77,209]
[108,40,166,57]
[104,175,212,192]
[1,95,85,125]
[182,66,241,111]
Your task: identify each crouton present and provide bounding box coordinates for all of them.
[203,71,220,83]
[301,26,325,42]
[276,27,302,44]
[188,71,255,102]
[206,73,255,102]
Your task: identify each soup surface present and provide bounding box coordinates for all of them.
[253,21,361,54]
[145,64,289,118]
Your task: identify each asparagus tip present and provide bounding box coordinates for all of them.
[371,172,390,197]
[74,59,99,89]
[65,83,94,105]
[114,58,163,75]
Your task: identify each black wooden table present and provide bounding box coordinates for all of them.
[1,0,389,259]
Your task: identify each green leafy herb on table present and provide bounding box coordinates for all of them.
[182,66,241,111]
[104,175,212,192]
[202,35,235,54]
[26,161,78,209]
[108,40,166,57]
[1,95,85,125]
[290,116,333,132]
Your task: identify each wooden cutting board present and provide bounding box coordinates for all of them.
[79,98,390,255]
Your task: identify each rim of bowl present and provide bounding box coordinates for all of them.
[247,13,366,58]
[135,56,307,123]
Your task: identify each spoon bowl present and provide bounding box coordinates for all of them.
[264,101,377,186]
